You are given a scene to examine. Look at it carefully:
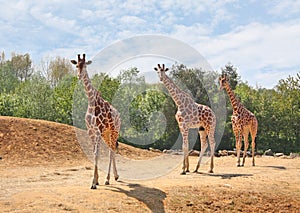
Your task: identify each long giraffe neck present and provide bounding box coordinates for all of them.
[81,68,98,105]
[162,75,186,106]
[224,84,241,112]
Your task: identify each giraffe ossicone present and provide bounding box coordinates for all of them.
[219,74,258,167]
[71,54,121,189]
[154,64,217,174]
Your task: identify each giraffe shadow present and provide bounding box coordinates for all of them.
[257,165,286,170]
[195,172,253,179]
[105,181,166,213]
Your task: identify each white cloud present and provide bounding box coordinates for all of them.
[1,0,299,88]
[120,15,146,26]
[268,0,300,17]
[170,20,300,88]
[209,21,300,67]
[30,7,77,34]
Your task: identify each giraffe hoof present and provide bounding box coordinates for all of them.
[180,171,186,175]
[186,170,190,173]
[208,170,214,173]
[193,170,198,173]
[237,164,241,167]
[96,182,99,185]
[105,181,110,185]
[91,185,97,189]
[115,175,119,181]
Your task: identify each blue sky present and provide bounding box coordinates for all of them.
[0,0,299,88]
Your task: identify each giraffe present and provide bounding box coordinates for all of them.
[219,74,258,167]
[71,54,121,189]
[154,64,216,174]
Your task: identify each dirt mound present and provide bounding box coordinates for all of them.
[0,116,159,166]
[0,117,299,212]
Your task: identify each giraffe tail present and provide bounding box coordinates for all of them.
[115,141,119,154]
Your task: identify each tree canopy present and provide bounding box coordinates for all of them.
[0,51,299,154]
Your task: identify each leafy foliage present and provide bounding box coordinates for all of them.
[0,51,299,153]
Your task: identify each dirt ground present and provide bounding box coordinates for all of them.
[0,116,299,212]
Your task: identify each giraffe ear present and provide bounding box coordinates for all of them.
[71,60,77,65]
[154,67,158,71]
[165,68,169,72]
[86,60,92,65]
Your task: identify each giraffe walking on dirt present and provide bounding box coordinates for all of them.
[219,75,258,167]
[154,64,216,174]
[71,54,121,189]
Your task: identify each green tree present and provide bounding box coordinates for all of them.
[117,67,145,86]
[48,56,75,87]
[92,73,120,103]
[114,68,147,141]
[221,63,240,90]
[0,57,19,93]
[253,88,279,152]
[52,74,78,124]
[11,52,33,81]
[0,93,20,116]
[14,73,53,120]
[170,63,209,105]
[275,73,300,153]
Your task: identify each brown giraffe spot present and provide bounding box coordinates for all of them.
[91,117,96,125]
[104,102,110,110]
[95,106,101,116]
[98,124,104,132]
[86,114,92,124]
[96,118,101,127]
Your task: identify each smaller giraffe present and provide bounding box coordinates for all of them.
[71,54,121,189]
[154,64,216,174]
[219,75,258,166]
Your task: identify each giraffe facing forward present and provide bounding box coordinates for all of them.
[219,75,258,167]
[71,54,121,189]
[154,64,216,174]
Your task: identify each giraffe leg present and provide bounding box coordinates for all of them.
[242,133,249,167]
[112,150,119,181]
[91,142,100,189]
[186,156,190,173]
[251,135,256,166]
[105,149,113,185]
[194,130,207,173]
[111,131,119,181]
[236,134,243,167]
[208,133,215,173]
[181,129,189,175]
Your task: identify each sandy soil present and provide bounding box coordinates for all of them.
[0,116,299,212]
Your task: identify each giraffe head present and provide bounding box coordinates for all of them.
[154,64,169,81]
[219,74,229,91]
[71,54,92,79]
